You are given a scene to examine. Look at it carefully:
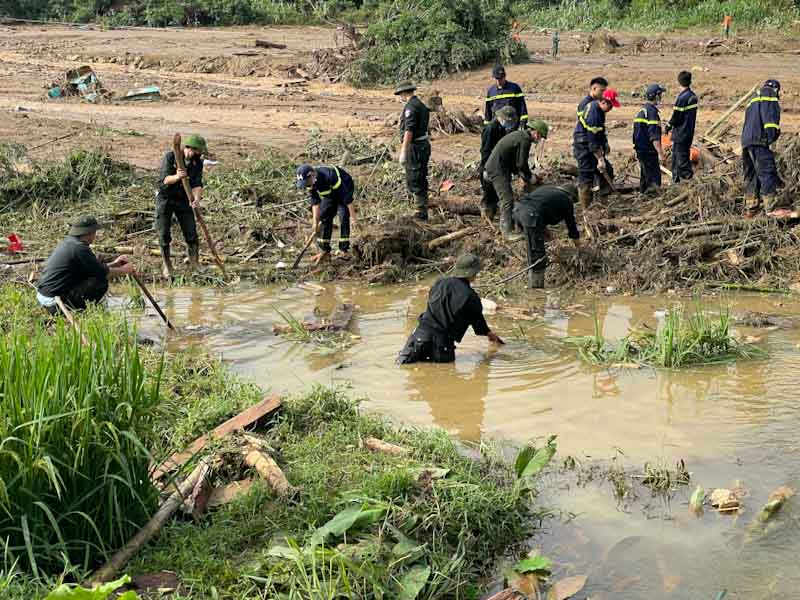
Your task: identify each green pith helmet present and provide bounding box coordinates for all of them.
[530,120,549,139]
[184,134,207,154]
[394,81,417,95]
[451,253,482,279]
[68,215,104,236]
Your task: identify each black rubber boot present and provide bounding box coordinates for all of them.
[528,270,545,289]
[161,246,174,279]
[187,242,200,271]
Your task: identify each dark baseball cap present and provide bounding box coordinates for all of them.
[295,164,315,189]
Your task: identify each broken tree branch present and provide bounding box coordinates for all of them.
[427,227,479,250]
[704,83,759,139]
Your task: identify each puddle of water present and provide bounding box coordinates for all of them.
[135,281,800,599]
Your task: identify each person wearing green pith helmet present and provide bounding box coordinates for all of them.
[156,134,207,278]
[395,81,431,221]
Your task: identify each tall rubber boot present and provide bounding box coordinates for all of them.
[187,242,200,271]
[578,184,592,209]
[161,246,174,279]
[414,193,428,221]
[744,194,760,218]
[500,205,514,240]
[528,270,545,289]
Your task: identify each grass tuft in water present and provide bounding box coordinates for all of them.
[566,303,766,368]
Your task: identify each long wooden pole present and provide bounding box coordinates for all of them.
[131,274,176,331]
[291,228,319,270]
[54,297,90,346]
[703,83,759,139]
[172,134,227,278]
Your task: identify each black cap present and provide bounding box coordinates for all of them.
[492,64,506,79]
[68,216,104,236]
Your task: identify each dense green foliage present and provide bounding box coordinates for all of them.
[351,0,528,86]
[0,288,160,576]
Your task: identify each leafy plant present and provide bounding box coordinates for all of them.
[43,575,140,600]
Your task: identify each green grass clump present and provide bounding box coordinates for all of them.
[351,0,529,86]
[521,0,799,31]
[0,303,161,577]
[131,386,542,599]
[567,304,766,368]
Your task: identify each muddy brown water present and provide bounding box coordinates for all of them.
[136,282,800,599]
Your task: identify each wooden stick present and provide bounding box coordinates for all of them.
[131,274,176,331]
[91,460,210,584]
[28,132,75,152]
[601,170,618,194]
[240,243,268,264]
[474,256,546,288]
[427,227,478,250]
[660,165,674,179]
[291,227,318,269]
[172,134,227,278]
[241,448,291,497]
[54,297,89,346]
[704,83,759,138]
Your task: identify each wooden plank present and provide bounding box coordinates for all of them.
[151,395,281,480]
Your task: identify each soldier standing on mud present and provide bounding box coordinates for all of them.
[156,134,207,278]
[665,71,698,183]
[395,82,431,221]
[479,105,518,223]
[742,79,784,217]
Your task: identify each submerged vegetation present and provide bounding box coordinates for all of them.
[567,303,766,368]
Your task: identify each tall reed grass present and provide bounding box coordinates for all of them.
[0,311,161,576]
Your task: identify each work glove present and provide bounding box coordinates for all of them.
[597,160,607,174]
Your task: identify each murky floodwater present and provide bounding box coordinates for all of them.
[136,281,800,599]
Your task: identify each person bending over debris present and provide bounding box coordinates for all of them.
[633,84,666,195]
[480,105,518,223]
[36,216,137,313]
[156,134,207,278]
[395,82,431,221]
[574,88,619,208]
[296,164,356,263]
[666,71,698,183]
[484,64,529,127]
[397,254,504,364]
[742,79,784,217]
[513,185,581,289]
[484,122,548,241]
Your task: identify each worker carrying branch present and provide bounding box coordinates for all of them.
[513,185,581,289]
[397,254,504,364]
[296,164,356,263]
[741,79,784,217]
[484,65,529,127]
[633,84,666,195]
[484,121,549,241]
[36,216,137,313]
[395,82,431,221]
[479,105,518,223]
[156,134,207,278]
[665,71,698,182]
[573,88,619,208]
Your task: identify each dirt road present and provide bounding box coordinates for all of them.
[1,24,799,171]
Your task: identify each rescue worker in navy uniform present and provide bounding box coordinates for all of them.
[484,65,529,128]
[296,164,356,263]
[513,185,581,289]
[574,89,619,208]
[36,216,137,313]
[741,79,783,216]
[484,121,549,240]
[577,77,608,116]
[665,71,698,182]
[156,134,207,278]
[633,84,667,195]
[479,105,518,222]
[395,82,431,221]
[397,254,504,364]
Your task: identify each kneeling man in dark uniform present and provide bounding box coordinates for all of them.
[397,254,503,364]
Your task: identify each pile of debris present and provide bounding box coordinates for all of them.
[426,91,484,135]
[47,65,111,103]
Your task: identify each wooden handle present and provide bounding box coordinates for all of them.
[291,229,318,270]
[132,274,176,331]
[172,134,227,278]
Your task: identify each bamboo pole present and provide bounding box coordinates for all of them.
[131,274,176,331]
[54,297,89,346]
[172,134,227,278]
[703,83,759,139]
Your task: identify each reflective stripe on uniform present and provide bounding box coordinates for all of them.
[672,103,698,112]
[634,118,661,125]
[578,107,603,133]
[748,96,780,106]
[520,115,529,120]
[486,92,526,101]
[764,123,781,129]
[318,166,342,197]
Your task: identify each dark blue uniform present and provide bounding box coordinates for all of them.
[484,81,528,126]
[308,166,355,253]
[667,88,698,182]
[741,85,781,204]
[573,100,613,187]
[633,102,663,192]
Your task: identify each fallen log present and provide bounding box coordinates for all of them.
[91,460,210,584]
[365,437,409,455]
[180,460,213,520]
[255,39,287,49]
[242,448,291,497]
[445,196,481,216]
[151,395,281,481]
[427,227,479,250]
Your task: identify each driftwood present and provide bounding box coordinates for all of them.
[241,242,268,263]
[180,460,214,520]
[364,437,409,455]
[208,480,256,508]
[242,448,291,497]
[151,395,282,480]
[91,460,210,584]
[273,303,354,334]
[445,196,481,216]
[255,39,287,49]
[704,83,759,139]
[427,227,479,250]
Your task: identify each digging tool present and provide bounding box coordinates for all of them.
[291,223,320,269]
[600,169,617,194]
[131,273,176,331]
[54,297,89,346]
[172,134,227,278]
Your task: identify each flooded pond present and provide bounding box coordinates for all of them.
[139,282,800,599]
